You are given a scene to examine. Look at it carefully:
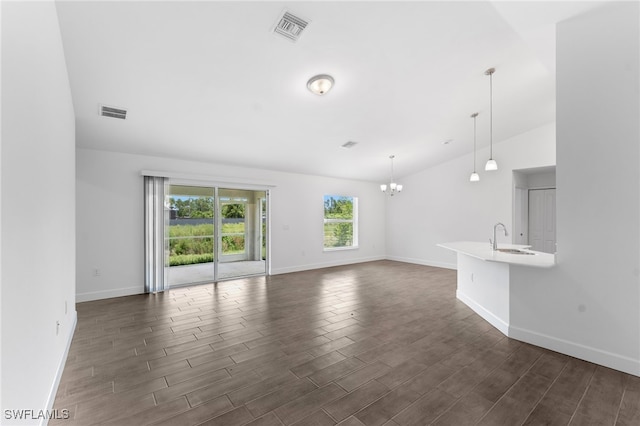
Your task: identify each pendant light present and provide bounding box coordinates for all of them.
[484,67,498,171]
[380,155,403,196]
[469,112,480,182]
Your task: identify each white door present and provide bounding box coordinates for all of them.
[528,189,556,253]
[514,187,528,244]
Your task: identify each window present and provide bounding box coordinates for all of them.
[323,195,358,250]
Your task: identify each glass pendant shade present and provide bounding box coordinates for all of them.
[485,159,498,171]
[469,172,480,182]
[396,185,403,192]
[380,184,387,192]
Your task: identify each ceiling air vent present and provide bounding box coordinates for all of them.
[341,141,358,149]
[100,104,127,120]
[273,10,309,42]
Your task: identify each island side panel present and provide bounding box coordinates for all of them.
[456,253,511,335]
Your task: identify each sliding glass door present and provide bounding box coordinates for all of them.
[217,188,267,280]
[166,184,267,287]
[166,185,215,286]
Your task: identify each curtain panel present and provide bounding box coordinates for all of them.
[144,176,168,293]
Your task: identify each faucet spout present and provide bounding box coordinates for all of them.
[491,222,508,251]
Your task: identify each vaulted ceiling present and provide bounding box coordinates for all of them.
[56,1,605,181]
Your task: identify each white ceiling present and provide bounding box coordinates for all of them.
[56,1,606,182]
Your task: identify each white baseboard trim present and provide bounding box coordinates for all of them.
[459,287,640,377]
[509,325,640,377]
[271,255,386,275]
[456,290,509,336]
[385,255,457,270]
[76,286,143,302]
[42,310,77,426]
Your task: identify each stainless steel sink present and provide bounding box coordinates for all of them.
[496,248,535,255]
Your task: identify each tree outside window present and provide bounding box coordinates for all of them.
[323,195,358,249]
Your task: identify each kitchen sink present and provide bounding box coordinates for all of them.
[496,248,535,255]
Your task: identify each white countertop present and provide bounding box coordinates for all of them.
[438,241,556,268]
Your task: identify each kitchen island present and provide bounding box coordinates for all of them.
[438,241,555,336]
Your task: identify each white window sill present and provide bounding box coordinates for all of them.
[323,246,359,252]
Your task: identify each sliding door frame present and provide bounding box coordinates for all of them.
[164,178,270,287]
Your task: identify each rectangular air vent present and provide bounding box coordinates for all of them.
[100,105,127,120]
[273,11,309,42]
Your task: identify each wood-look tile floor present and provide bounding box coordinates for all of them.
[52,261,639,426]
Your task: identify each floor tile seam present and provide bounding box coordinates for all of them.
[611,387,628,425]
[516,362,569,426]
[56,382,116,408]
[516,359,571,426]
[470,350,545,426]
[427,393,465,425]
[389,386,458,425]
[566,364,597,425]
[320,407,340,423]
[343,379,408,420]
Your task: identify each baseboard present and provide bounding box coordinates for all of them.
[271,255,386,275]
[509,325,640,377]
[456,290,510,336]
[42,310,77,426]
[76,286,143,302]
[385,255,457,270]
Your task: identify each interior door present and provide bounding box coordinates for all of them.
[528,188,556,253]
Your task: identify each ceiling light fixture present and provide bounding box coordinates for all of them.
[470,112,480,182]
[485,67,498,171]
[307,74,334,95]
[380,155,403,196]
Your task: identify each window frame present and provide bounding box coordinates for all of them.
[323,195,359,251]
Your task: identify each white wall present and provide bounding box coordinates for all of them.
[510,2,640,376]
[1,1,77,423]
[76,149,386,302]
[386,122,556,269]
[525,170,556,188]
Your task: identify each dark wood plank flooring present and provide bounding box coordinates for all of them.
[51,261,640,425]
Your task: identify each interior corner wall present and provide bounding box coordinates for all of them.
[1,1,77,424]
[75,149,386,302]
[386,122,556,269]
[510,2,640,376]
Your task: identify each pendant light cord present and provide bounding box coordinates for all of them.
[489,71,493,159]
[390,155,395,182]
[471,112,479,172]
[471,112,478,173]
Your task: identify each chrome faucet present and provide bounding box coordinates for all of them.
[490,222,508,251]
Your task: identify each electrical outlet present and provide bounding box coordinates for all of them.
[93,268,101,277]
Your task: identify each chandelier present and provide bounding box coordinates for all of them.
[380,155,403,196]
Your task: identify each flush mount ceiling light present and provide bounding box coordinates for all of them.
[307,74,334,95]
[380,155,403,196]
[485,67,498,171]
[470,112,480,182]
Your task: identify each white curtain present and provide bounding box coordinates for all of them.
[144,176,169,293]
